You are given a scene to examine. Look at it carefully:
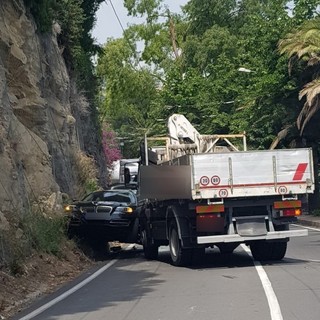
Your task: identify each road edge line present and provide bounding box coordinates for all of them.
[18,244,135,320]
[240,244,283,320]
[292,224,320,232]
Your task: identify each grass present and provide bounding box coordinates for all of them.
[21,211,68,257]
[0,211,69,275]
[0,229,29,275]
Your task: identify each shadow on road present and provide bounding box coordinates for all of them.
[13,244,312,320]
[116,245,310,269]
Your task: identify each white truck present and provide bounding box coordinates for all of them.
[136,114,314,266]
[109,158,139,186]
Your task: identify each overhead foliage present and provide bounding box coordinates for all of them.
[97,0,320,153]
[97,37,164,157]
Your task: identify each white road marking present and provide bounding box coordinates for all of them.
[241,244,283,320]
[291,224,320,232]
[18,244,135,320]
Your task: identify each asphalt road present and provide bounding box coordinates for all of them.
[14,225,320,320]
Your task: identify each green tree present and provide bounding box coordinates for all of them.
[99,0,320,152]
[279,16,320,209]
[97,38,163,157]
[183,0,237,34]
[279,17,320,134]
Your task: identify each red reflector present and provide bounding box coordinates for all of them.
[274,200,301,209]
[281,208,301,217]
[198,214,221,219]
[196,204,224,214]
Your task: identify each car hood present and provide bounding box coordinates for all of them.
[74,201,135,208]
[74,201,131,208]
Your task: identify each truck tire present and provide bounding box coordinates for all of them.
[250,241,287,261]
[217,243,239,254]
[169,221,192,266]
[126,218,139,243]
[250,241,273,261]
[271,242,287,260]
[141,229,158,260]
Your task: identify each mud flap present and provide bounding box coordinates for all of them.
[234,217,267,237]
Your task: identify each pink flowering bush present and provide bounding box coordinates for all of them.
[102,127,121,167]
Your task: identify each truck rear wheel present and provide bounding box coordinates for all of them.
[271,242,287,260]
[169,221,192,266]
[141,229,158,260]
[218,243,239,254]
[250,241,287,261]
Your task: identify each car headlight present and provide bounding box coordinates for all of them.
[64,205,75,213]
[122,207,134,214]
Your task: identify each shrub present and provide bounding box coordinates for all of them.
[24,0,56,32]
[0,211,68,275]
[21,211,68,257]
[311,209,320,217]
[102,126,122,168]
[72,150,99,196]
[0,228,30,275]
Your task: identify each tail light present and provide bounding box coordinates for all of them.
[281,208,301,217]
[273,201,302,217]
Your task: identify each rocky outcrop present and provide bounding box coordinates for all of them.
[0,0,106,220]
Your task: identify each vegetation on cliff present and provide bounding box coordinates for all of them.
[24,0,104,94]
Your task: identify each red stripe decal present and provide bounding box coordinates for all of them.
[293,163,308,181]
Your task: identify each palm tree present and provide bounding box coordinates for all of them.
[278,17,320,134]
[278,18,320,210]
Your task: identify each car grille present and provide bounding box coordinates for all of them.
[80,206,113,214]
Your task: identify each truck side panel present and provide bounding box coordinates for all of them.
[139,165,192,200]
[192,148,314,199]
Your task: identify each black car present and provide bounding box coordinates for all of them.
[65,189,140,244]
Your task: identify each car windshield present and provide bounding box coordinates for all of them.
[82,191,135,205]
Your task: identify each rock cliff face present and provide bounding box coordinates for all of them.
[0,0,106,223]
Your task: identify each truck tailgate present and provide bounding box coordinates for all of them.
[192,148,314,199]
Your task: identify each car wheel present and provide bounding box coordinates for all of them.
[169,220,192,266]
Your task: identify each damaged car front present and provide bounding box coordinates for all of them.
[65,190,140,244]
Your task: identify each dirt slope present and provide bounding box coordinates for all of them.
[0,245,94,319]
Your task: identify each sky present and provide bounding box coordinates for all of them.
[92,0,189,45]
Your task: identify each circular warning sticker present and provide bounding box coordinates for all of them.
[278,186,288,194]
[211,175,221,185]
[219,189,228,198]
[200,176,210,186]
